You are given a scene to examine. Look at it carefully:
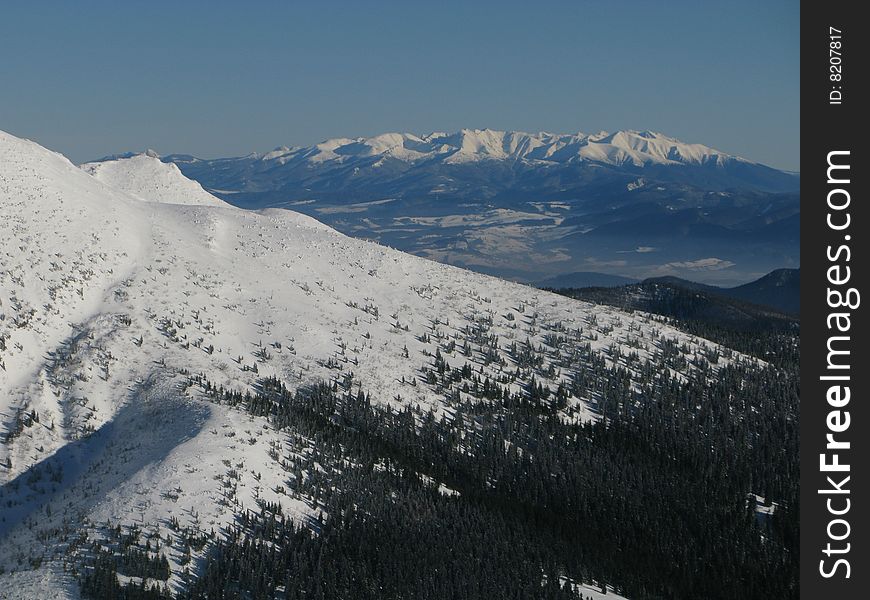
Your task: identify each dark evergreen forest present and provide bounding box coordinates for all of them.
[77,292,799,600]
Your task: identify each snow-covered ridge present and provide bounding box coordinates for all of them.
[81,152,227,206]
[247,128,749,168]
[1,129,750,595]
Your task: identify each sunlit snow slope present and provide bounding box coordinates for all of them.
[81,152,227,207]
[0,130,748,597]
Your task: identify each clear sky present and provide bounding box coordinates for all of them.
[0,0,799,170]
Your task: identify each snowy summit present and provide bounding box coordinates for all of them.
[81,152,227,207]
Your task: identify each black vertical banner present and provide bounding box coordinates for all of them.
[801,2,868,598]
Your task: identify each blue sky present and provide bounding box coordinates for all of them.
[0,1,799,169]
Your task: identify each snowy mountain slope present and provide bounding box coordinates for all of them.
[1,130,755,596]
[81,152,227,207]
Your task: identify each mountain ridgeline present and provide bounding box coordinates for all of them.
[548,268,799,318]
[153,129,800,285]
[545,269,800,366]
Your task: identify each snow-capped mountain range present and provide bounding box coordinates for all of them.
[0,128,761,597]
[146,128,800,286]
[161,128,796,190]
[230,129,749,168]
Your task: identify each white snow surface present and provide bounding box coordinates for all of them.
[81,153,227,207]
[0,129,743,597]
